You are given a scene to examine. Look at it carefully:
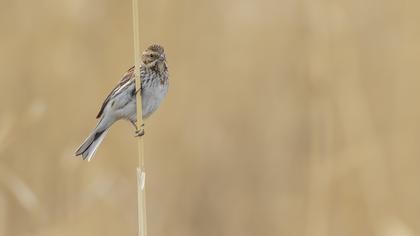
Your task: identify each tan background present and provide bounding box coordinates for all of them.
[0,0,419,235]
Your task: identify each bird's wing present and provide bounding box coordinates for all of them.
[96,66,135,119]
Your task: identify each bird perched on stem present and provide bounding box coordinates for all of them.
[75,44,169,161]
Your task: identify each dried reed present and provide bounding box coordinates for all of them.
[131,0,147,235]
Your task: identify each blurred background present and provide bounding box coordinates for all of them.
[0,0,419,235]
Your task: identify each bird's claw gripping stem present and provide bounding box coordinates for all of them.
[135,129,145,137]
[134,123,145,137]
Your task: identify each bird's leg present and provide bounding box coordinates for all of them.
[130,120,138,130]
[132,122,145,137]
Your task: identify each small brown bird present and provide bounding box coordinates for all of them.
[75,44,169,161]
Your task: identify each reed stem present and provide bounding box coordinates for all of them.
[131,0,147,235]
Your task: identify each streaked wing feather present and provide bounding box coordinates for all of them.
[96,66,135,119]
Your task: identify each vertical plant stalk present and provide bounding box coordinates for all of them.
[132,0,147,236]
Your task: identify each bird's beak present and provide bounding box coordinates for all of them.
[159,54,166,61]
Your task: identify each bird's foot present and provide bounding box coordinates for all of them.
[134,129,145,137]
[134,123,145,137]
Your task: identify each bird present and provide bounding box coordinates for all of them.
[75,44,169,161]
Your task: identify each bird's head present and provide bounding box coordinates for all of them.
[142,44,167,73]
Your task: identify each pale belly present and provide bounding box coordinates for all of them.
[112,82,168,122]
[141,83,168,119]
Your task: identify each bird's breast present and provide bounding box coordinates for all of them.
[141,82,168,119]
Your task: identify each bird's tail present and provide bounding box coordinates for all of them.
[75,121,109,161]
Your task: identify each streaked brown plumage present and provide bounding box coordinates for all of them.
[75,44,169,161]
